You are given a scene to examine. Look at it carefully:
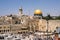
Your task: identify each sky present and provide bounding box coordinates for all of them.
[0,0,60,16]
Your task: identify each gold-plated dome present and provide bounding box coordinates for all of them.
[34,9,42,14]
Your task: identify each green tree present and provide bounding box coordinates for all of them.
[55,16,60,20]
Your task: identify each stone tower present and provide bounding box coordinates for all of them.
[19,7,23,16]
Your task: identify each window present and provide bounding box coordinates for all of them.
[0,27,2,29]
[8,30,9,32]
[0,30,1,32]
[4,27,6,28]
[15,21,18,24]
[56,27,58,29]
[21,28,27,30]
[8,27,10,28]
[4,30,5,32]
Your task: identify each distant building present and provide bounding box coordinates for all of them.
[34,9,42,19]
[0,8,60,34]
[0,25,10,34]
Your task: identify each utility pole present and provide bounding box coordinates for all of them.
[46,14,50,40]
[46,20,49,40]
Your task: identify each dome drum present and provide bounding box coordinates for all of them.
[34,14,42,16]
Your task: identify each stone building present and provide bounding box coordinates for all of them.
[0,8,60,34]
[0,25,10,34]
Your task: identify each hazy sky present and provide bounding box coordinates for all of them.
[0,0,60,16]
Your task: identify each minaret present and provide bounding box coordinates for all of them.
[19,7,23,16]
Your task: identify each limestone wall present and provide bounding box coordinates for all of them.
[38,20,60,32]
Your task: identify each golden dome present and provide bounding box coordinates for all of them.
[34,9,42,14]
